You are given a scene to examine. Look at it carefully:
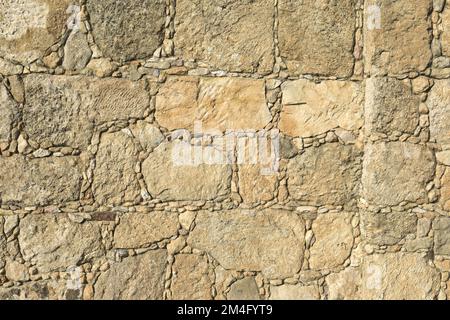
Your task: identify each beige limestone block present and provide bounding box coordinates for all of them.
[309,213,354,270]
[364,0,432,75]
[227,277,261,300]
[278,0,356,77]
[427,79,450,146]
[174,0,274,73]
[86,0,165,62]
[0,0,73,64]
[171,254,212,300]
[188,209,305,279]
[94,250,167,300]
[92,131,141,206]
[156,77,271,132]
[142,142,232,201]
[0,156,82,207]
[114,212,179,248]
[279,80,364,138]
[270,284,320,300]
[287,143,362,207]
[18,214,103,273]
[362,142,435,206]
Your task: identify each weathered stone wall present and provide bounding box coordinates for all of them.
[0,0,449,300]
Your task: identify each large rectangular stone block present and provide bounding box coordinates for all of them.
[174,0,275,73]
[278,0,357,77]
[427,79,450,146]
[364,0,432,75]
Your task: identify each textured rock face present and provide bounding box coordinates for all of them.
[86,0,165,62]
[188,210,305,279]
[171,254,212,300]
[428,80,450,146]
[94,250,167,300]
[362,142,435,206]
[1,1,449,301]
[18,214,103,272]
[278,0,356,76]
[365,77,420,135]
[287,144,362,207]
[0,156,81,207]
[0,0,72,64]
[327,253,440,300]
[114,212,179,248]
[142,142,231,201]
[174,0,274,73]
[309,213,354,270]
[156,77,271,132]
[279,80,364,138]
[364,0,432,75]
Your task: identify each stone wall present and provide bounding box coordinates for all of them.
[0,0,449,300]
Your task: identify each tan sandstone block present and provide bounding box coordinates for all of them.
[278,0,356,77]
[427,79,450,146]
[18,214,103,273]
[86,0,165,62]
[442,4,450,56]
[171,254,213,300]
[441,168,450,211]
[309,213,354,270]
[279,80,364,138]
[114,212,179,249]
[156,77,271,132]
[433,217,450,256]
[0,83,19,149]
[142,142,232,201]
[0,156,82,207]
[364,0,432,75]
[227,277,261,300]
[287,143,362,207]
[362,142,435,206]
[92,131,141,206]
[327,253,440,299]
[270,284,320,300]
[94,250,167,300]
[187,209,305,279]
[365,77,420,135]
[0,0,73,64]
[174,0,274,73]
[22,75,149,150]
[238,165,278,204]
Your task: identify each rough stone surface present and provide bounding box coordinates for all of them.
[63,31,92,71]
[361,211,418,245]
[174,0,274,73]
[0,156,82,207]
[441,168,450,211]
[227,277,261,300]
[92,131,141,205]
[142,142,232,201]
[0,83,19,148]
[443,4,450,56]
[362,142,435,206]
[366,77,420,135]
[23,75,149,149]
[433,217,450,256]
[327,253,440,299]
[18,214,103,272]
[278,0,356,76]
[270,284,320,300]
[94,250,167,300]
[0,0,72,64]
[428,80,450,146]
[238,165,278,204]
[156,77,271,132]
[309,213,354,270]
[114,212,179,248]
[279,80,364,138]
[188,209,305,279]
[171,254,212,300]
[86,0,165,62]
[287,144,362,207]
[364,0,432,75]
